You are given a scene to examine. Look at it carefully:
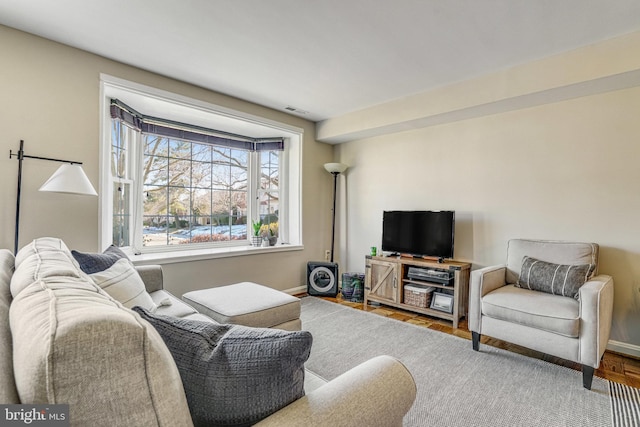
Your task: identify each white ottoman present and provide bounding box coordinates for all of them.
[182,282,301,331]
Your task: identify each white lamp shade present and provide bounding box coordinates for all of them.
[324,162,348,174]
[38,163,97,196]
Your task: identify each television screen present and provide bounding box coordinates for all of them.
[381,211,455,259]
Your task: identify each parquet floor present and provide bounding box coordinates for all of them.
[310,293,640,388]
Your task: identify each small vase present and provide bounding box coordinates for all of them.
[268,236,278,246]
[251,236,262,246]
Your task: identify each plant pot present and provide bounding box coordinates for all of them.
[268,236,278,246]
[251,236,263,246]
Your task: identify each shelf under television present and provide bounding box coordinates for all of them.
[364,256,470,328]
[402,278,453,291]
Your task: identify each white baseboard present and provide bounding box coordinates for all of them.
[607,340,640,358]
[283,285,307,295]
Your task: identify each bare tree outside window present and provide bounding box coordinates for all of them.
[110,110,283,250]
[141,135,253,246]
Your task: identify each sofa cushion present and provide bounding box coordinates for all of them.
[482,284,580,337]
[0,249,19,403]
[133,306,312,427]
[516,256,594,299]
[10,238,193,425]
[12,237,83,297]
[72,246,157,311]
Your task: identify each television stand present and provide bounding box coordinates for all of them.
[364,256,471,328]
[398,253,446,263]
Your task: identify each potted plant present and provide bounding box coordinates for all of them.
[251,219,263,246]
[267,222,278,246]
[257,222,278,246]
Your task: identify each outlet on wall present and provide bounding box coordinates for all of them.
[324,250,331,261]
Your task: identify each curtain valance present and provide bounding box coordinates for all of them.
[110,99,284,151]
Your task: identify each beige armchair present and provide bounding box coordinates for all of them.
[469,239,614,389]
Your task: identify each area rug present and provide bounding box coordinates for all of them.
[301,297,640,427]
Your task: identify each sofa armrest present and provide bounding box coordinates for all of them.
[468,265,507,333]
[579,274,614,367]
[255,355,416,427]
[135,265,164,293]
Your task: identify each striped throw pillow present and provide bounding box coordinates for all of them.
[516,256,594,300]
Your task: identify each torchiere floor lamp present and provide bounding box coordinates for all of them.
[323,162,348,263]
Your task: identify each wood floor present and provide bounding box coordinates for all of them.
[310,293,640,388]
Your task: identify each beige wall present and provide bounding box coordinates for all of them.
[332,33,640,354]
[0,25,334,293]
[3,23,639,354]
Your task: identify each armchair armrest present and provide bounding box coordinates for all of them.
[469,265,507,333]
[255,355,416,427]
[135,265,164,293]
[579,274,614,367]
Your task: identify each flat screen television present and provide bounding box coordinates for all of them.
[381,210,455,259]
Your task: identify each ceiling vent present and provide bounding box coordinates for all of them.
[284,106,309,115]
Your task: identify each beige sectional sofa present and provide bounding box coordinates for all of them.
[1,238,416,426]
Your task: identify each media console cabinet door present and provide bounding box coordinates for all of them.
[365,259,399,303]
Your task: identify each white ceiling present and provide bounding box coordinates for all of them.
[1,0,640,122]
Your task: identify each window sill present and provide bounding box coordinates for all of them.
[129,244,304,266]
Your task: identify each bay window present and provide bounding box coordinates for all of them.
[100,75,302,259]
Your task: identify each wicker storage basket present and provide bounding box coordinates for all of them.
[404,284,435,308]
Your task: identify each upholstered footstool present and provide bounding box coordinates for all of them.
[182,282,301,331]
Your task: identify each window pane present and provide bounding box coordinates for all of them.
[211,189,230,216]
[168,159,191,188]
[168,187,190,217]
[192,143,211,162]
[113,182,130,246]
[168,185,191,247]
[168,139,190,159]
[144,155,168,186]
[211,147,231,190]
[169,215,190,245]
[260,150,279,191]
[190,223,214,244]
[143,218,168,246]
[259,190,279,225]
[192,160,212,189]
[111,121,129,179]
[143,186,168,247]
[231,149,248,190]
[230,191,248,240]
[192,188,212,218]
[145,136,168,156]
[144,136,169,187]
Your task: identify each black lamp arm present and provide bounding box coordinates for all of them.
[10,147,83,165]
[10,139,83,254]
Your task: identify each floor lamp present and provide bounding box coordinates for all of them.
[306,162,348,297]
[324,162,348,263]
[9,139,98,254]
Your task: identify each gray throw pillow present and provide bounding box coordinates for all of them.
[516,256,594,299]
[133,307,312,427]
[71,245,128,274]
[72,246,157,311]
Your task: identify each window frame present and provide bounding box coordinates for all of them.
[99,74,304,263]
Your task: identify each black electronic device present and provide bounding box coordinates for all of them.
[307,261,339,296]
[382,210,455,259]
[407,266,454,286]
